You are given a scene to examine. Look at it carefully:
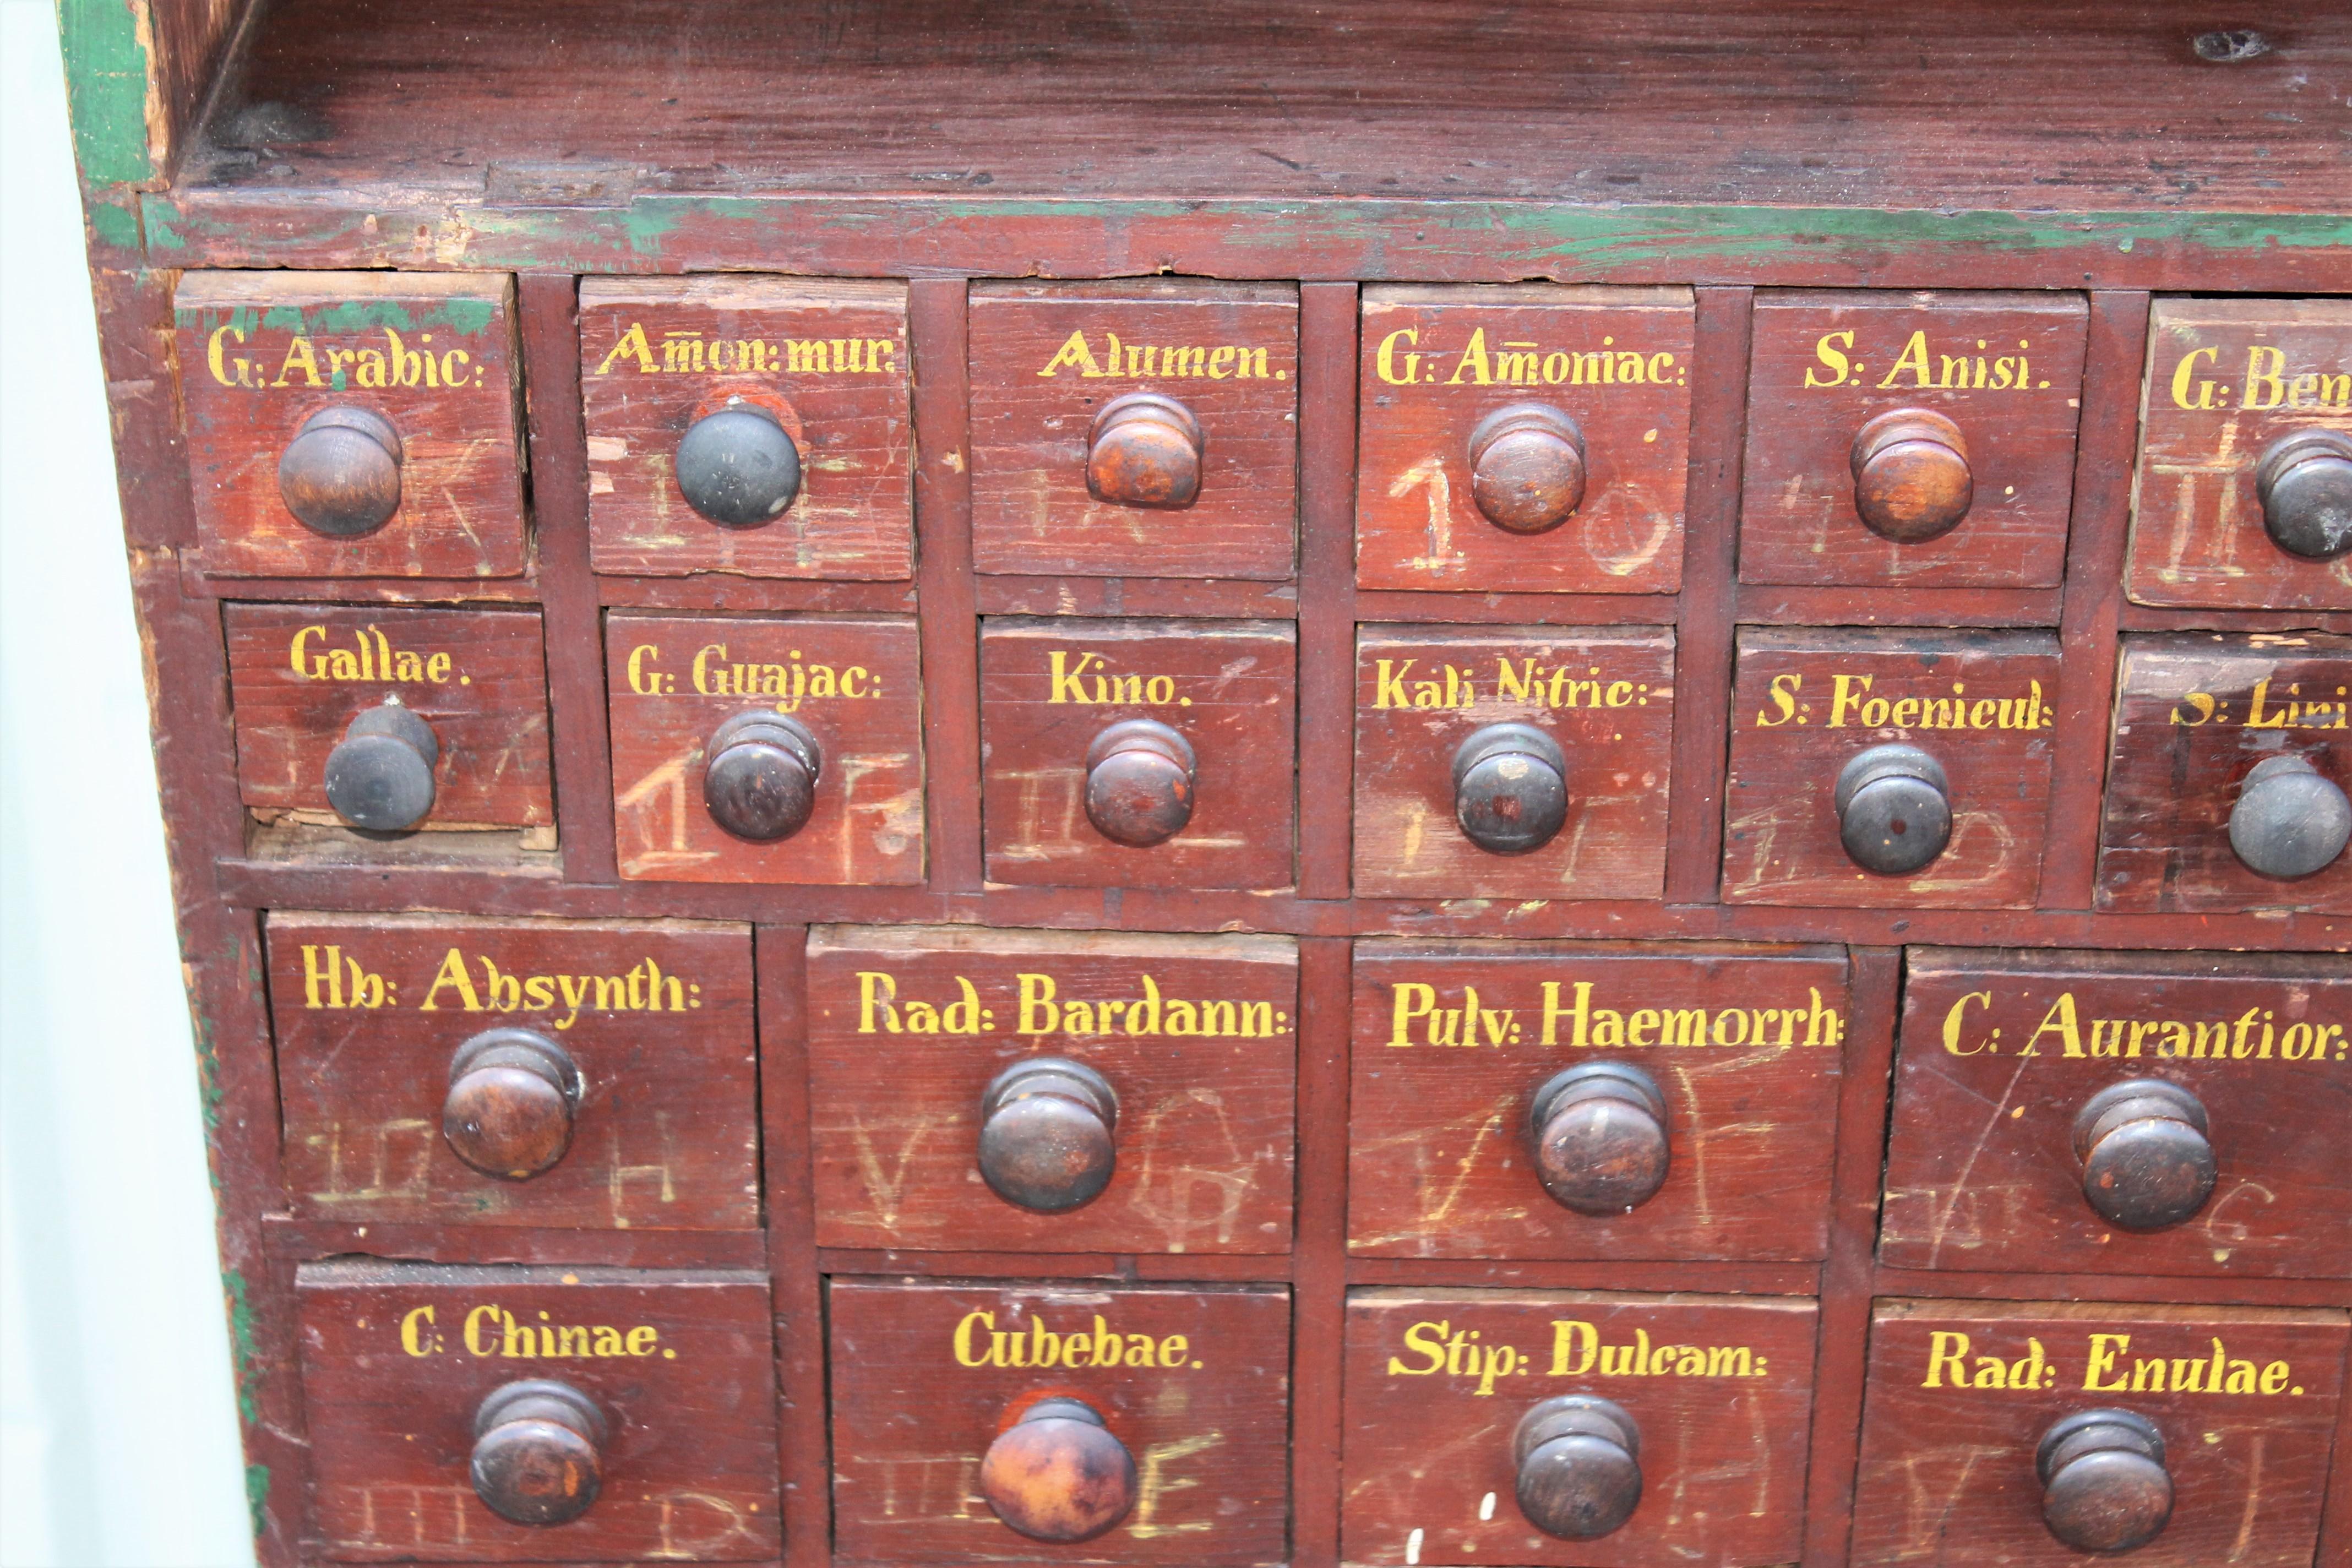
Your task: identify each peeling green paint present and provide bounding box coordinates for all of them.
[221,1268,262,1424]
[177,298,499,335]
[57,0,155,189]
[244,1464,270,1540]
[86,195,140,248]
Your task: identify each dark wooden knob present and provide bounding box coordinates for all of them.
[982,1397,1137,1543]
[279,406,404,537]
[702,710,821,842]
[1086,393,1204,509]
[2229,754,2351,880]
[1513,1395,1642,1541]
[323,700,440,833]
[470,1379,607,1527]
[676,401,802,527]
[2255,429,2352,561]
[443,1028,581,1181]
[1834,743,1952,875]
[1453,723,1568,854]
[2072,1080,2217,1232]
[2037,1409,2172,1554]
[1850,407,1972,543]
[1467,403,1587,535]
[978,1058,1119,1212]
[1526,1063,1670,1216]
[1084,718,1196,847]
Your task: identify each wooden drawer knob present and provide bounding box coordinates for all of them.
[2255,429,2352,560]
[978,1058,1119,1212]
[2037,1409,2171,1554]
[1084,718,1197,847]
[1452,722,1568,854]
[1850,408,1972,543]
[1086,392,1204,509]
[470,1379,608,1527]
[2228,753,2351,880]
[444,1027,582,1180]
[279,406,404,537]
[2071,1080,2216,1232]
[676,400,802,527]
[323,699,440,833]
[1467,403,1588,535]
[1526,1063,1670,1216]
[1513,1395,1642,1540]
[703,710,822,842]
[982,1397,1137,1543]
[1833,743,1951,875]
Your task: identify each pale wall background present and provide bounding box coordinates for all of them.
[2,3,259,1562]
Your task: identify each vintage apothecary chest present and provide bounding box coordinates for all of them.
[52,1,2351,1564]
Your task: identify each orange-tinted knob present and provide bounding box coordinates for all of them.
[981,1397,1137,1543]
[470,1379,607,1527]
[1467,403,1587,534]
[1086,393,1204,509]
[1850,407,1971,543]
[443,1027,581,1180]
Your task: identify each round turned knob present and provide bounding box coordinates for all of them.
[1526,1063,1670,1216]
[470,1379,608,1527]
[1850,408,1972,543]
[702,710,822,842]
[978,1058,1120,1212]
[676,401,802,527]
[1452,723,1569,855]
[1084,718,1196,847]
[2255,429,2352,561]
[1833,743,1952,875]
[982,1397,1137,1543]
[443,1027,582,1181]
[2229,753,2351,880]
[1086,393,1204,509]
[2037,1409,2172,1554]
[323,700,440,833]
[2072,1080,2217,1232]
[1467,403,1588,535]
[1513,1395,1642,1541]
[279,407,404,537]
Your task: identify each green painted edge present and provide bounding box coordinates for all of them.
[86,193,141,248]
[220,1267,262,1424]
[57,0,155,189]
[244,1464,270,1541]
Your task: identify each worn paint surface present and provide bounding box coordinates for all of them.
[57,0,156,188]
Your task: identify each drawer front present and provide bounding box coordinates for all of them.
[1349,943,1847,1262]
[1353,624,1674,899]
[2097,632,2352,912]
[270,912,759,1231]
[1851,1300,2350,1566]
[828,1280,1291,1566]
[2128,298,2352,610]
[580,277,912,580]
[1722,627,2060,907]
[979,617,1295,889]
[1741,290,2087,589]
[225,603,552,829]
[805,926,1297,1254]
[968,281,1298,580]
[297,1262,780,1561]
[1342,1289,1818,1567]
[1883,949,2351,1277]
[176,272,524,579]
[1355,285,1694,594]
[604,612,923,884]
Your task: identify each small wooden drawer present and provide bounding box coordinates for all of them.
[1353,624,1675,899]
[979,617,1295,890]
[268,912,759,1231]
[579,277,912,579]
[828,1279,1291,1566]
[296,1261,780,1561]
[1341,1289,1818,1567]
[1851,1299,2349,1566]
[176,273,524,579]
[1722,628,2061,907]
[2098,632,2352,912]
[968,281,1298,580]
[1349,942,1847,1262]
[1741,290,2087,589]
[224,603,552,833]
[604,611,923,884]
[1355,286,1695,594]
[2129,298,2352,610]
[1883,948,2352,1278]
[805,925,1297,1254]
